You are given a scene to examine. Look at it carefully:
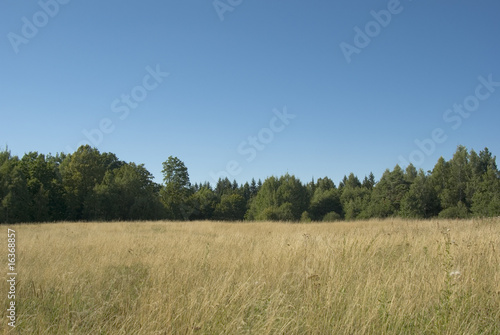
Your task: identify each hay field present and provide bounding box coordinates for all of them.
[1,219,500,334]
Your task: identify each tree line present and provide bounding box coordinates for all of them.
[0,145,499,223]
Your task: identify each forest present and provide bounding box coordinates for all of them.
[0,145,499,223]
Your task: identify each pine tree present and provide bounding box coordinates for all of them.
[471,167,500,217]
[366,166,409,218]
[249,178,258,198]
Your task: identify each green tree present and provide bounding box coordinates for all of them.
[60,145,122,220]
[19,152,66,222]
[309,177,342,221]
[249,178,258,198]
[190,186,217,220]
[0,151,31,223]
[246,176,280,220]
[276,174,309,220]
[213,193,247,221]
[362,172,376,190]
[241,182,251,202]
[471,167,500,217]
[215,177,234,198]
[161,156,192,220]
[88,163,164,220]
[340,173,370,220]
[339,173,361,190]
[340,186,371,220]
[366,166,409,218]
[246,174,308,221]
[437,146,472,217]
[400,170,440,218]
[404,163,418,184]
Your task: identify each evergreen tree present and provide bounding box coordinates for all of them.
[249,178,258,198]
[340,180,371,220]
[471,167,500,217]
[215,177,233,198]
[366,166,409,218]
[362,172,376,190]
[241,182,251,202]
[1,144,499,222]
[437,146,472,217]
[404,164,418,184]
[341,173,361,189]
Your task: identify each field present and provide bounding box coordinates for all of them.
[1,219,500,334]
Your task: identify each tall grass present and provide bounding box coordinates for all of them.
[1,218,499,334]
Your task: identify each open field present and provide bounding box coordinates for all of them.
[2,219,500,334]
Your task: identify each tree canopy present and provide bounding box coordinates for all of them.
[1,145,499,223]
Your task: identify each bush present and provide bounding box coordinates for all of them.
[323,211,341,222]
[300,211,312,223]
[261,207,281,221]
[438,201,469,219]
[278,202,295,221]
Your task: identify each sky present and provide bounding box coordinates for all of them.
[1,0,499,186]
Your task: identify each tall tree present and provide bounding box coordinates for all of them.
[19,152,66,221]
[161,156,192,220]
[189,186,217,220]
[366,166,409,218]
[213,193,247,221]
[400,170,440,218]
[60,145,122,220]
[340,174,371,220]
[249,178,258,198]
[0,152,31,223]
[362,172,376,190]
[438,146,472,217]
[471,166,500,217]
[215,177,233,198]
[308,177,342,221]
[246,174,308,221]
[89,163,164,220]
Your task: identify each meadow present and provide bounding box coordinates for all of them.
[1,218,499,334]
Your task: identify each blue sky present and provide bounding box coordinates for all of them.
[1,0,499,185]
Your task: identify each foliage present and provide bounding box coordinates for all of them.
[366,165,410,218]
[160,156,192,220]
[213,194,247,221]
[0,145,499,223]
[308,177,342,221]
[322,211,341,222]
[438,201,470,219]
[246,174,309,221]
[400,170,440,219]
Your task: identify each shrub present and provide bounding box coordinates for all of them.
[323,211,341,222]
[438,201,469,219]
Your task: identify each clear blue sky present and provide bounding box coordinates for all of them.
[1,0,499,185]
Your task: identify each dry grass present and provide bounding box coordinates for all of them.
[1,218,500,334]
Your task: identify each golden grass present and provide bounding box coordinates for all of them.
[1,218,500,334]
